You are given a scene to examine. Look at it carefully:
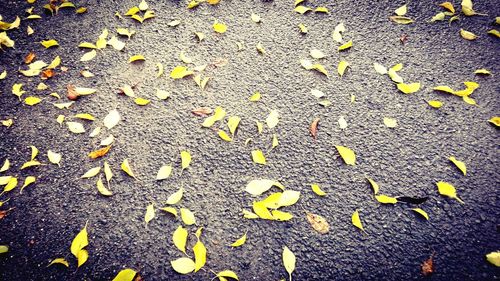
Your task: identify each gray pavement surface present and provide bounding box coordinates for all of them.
[0,0,499,280]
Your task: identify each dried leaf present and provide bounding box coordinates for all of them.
[421,254,434,276]
[306,212,330,234]
[437,181,464,203]
[88,146,111,159]
[310,118,320,139]
[335,145,356,165]
[439,2,455,13]
[449,156,466,176]
[390,16,414,24]
[282,246,296,281]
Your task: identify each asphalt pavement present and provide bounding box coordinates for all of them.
[0,0,499,280]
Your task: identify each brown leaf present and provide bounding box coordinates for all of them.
[25,52,36,64]
[421,253,435,276]
[67,84,79,100]
[41,69,55,79]
[310,118,320,140]
[306,212,329,234]
[88,146,112,159]
[0,208,14,220]
[400,34,408,45]
[191,107,213,117]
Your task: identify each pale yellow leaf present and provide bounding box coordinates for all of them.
[166,187,183,205]
[383,117,398,128]
[81,166,101,178]
[460,28,478,40]
[171,258,195,274]
[180,151,191,170]
[245,179,284,196]
[283,246,296,281]
[47,150,61,166]
[335,145,356,165]
[366,177,379,194]
[96,177,112,196]
[277,190,300,207]
[80,50,97,62]
[294,6,311,14]
[160,207,177,217]
[180,208,196,225]
[266,110,279,129]
[121,159,136,179]
[67,122,85,134]
[337,60,349,77]
[373,63,387,74]
[252,150,266,165]
[103,109,120,129]
[395,4,407,16]
[156,165,172,180]
[486,252,500,267]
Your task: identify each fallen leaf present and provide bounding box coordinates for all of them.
[437,181,464,203]
[486,252,500,267]
[337,60,349,76]
[80,50,97,62]
[217,270,239,280]
[156,165,172,180]
[25,96,42,106]
[81,166,101,178]
[103,110,121,129]
[112,269,137,281]
[166,187,183,204]
[0,245,8,254]
[70,223,89,267]
[294,6,311,14]
[373,63,388,75]
[449,156,466,176]
[390,16,414,24]
[282,246,296,281]
[277,190,300,207]
[171,257,195,274]
[47,150,61,166]
[121,159,137,179]
[266,110,279,129]
[306,212,330,234]
[310,118,320,139]
[439,2,455,13]
[67,122,85,134]
[397,82,421,94]
[375,194,398,204]
[474,68,491,75]
[218,130,232,142]
[41,39,59,48]
[412,208,429,220]
[245,179,284,196]
[366,177,379,194]
[213,20,227,33]
[48,258,70,268]
[129,54,145,63]
[428,100,443,108]
[298,23,308,34]
[231,232,247,247]
[170,66,194,79]
[180,151,191,170]
[96,177,112,196]
[421,254,434,276]
[395,4,407,16]
[310,49,325,59]
[180,208,196,225]
[460,28,478,40]
[3,177,18,193]
[160,207,177,217]
[335,145,356,165]
[251,150,266,165]
[193,231,206,272]
[352,210,364,232]
[488,117,500,127]
[88,146,111,159]
[383,117,398,128]
[338,40,352,51]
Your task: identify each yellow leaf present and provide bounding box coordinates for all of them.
[74,113,95,121]
[375,194,398,204]
[3,177,18,193]
[439,2,455,13]
[256,42,265,54]
[488,117,500,127]
[230,232,247,247]
[366,177,379,194]
[20,160,41,169]
[125,6,140,16]
[277,190,301,207]
[30,146,39,160]
[96,177,112,196]
[160,207,177,217]
[134,97,150,106]
[81,167,101,178]
[252,149,266,165]
[412,208,429,220]
[218,130,232,142]
[76,7,88,14]
[431,12,446,22]
[0,159,9,172]
[449,156,466,176]
[207,0,220,4]
[314,7,329,13]
[461,0,486,16]
[213,21,227,33]
[311,64,329,76]
[166,187,183,204]
[242,209,259,219]
[395,4,407,16]
[128,54,145,63]
[170,66,194,79]
[20,176,35,193]
[112,269,137,281]
[79,42,97,49]
[193,239,206,272]
[474,68,491,75]
[180,208,196,225]
[227,116,241,135]
[437,181,464,203]
[139,0,148,11]
[252,201,274,220]
[298,23,308,33]
[311,184,326,196]
[121,159,137,179]
[0,245,8,254]
[428,100,443,108]
[260,192,282,209]
[217,270,239,280]
[389,16,414,24]
[337,60,349,77]
[251,13,261,23]
[433,85,455,94]
[77,249,88,267]
[486,252,500,267]
[352,210,364,231]
[0,70,6,80]
[294,6,311,14]
[156,165,172,180]
[383,117,398,128]
[266,110,279,129]
[117,28,135,39]
[397,82,421,94]
[272,134,279,149]
[338,40,353,51]
[12,83,26,98]
[47,56,61,69]
[41,39,59,48]
[173,225,188,254]
[80,50,97,62]
[0,176,12,185]
[245,179,285,196]
[256,121,263,134]
[48,258,70,267]
[487,29,500,38]
[272,210,294,221]
[335,145,356,165]
[460,28,478,40]
[282,246,296,281]
[181,151,191,170]
[171,257,195,274]
[156,89,170,100]
[373,63,387,74]
[145,203,155,224]
[67,122,85,134]
[71,223,88,258]
[24,96,41,106]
